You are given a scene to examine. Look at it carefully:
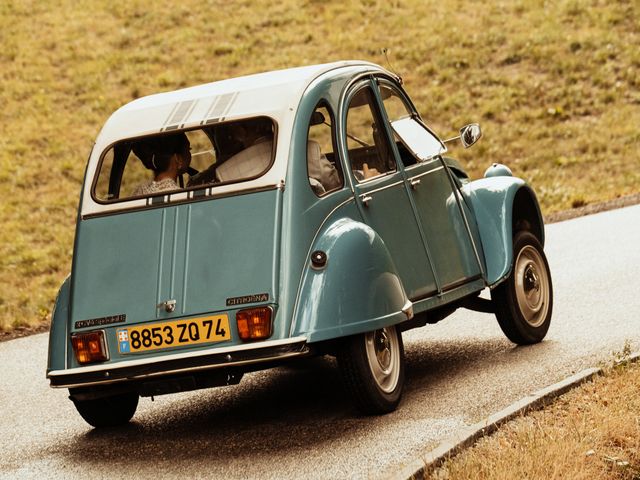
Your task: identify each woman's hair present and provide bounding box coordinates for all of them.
[132,133,189,172]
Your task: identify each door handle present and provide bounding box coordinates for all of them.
[360,194,373,206]
[409,178,421,190]
[157,299,176,313]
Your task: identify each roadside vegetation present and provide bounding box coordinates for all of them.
[1,0,638,331]
[429,356,640,480]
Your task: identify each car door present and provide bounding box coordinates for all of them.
[342,79,437,300]
[376,79,483,292]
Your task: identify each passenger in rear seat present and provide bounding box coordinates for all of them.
[132,133,192,196]
[307,140,341,195]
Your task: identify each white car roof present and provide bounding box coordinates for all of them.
[96,60,381,146]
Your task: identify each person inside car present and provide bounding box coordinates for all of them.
[132,133,192,196]
[215,118,274,183]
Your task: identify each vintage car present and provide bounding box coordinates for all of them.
[47,61,553,427]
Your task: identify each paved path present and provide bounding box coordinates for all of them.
[1,205,639,479]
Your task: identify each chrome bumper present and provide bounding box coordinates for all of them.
[48,337,309,389]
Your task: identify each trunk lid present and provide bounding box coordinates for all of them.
[69,189,280,336]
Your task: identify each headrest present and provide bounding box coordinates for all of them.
[310,111,326,126]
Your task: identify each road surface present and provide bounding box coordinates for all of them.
[1,204,639,479]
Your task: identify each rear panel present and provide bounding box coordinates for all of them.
[68,189,282,368]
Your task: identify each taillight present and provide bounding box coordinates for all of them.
[71,331,109,364]
[236,307,273,342]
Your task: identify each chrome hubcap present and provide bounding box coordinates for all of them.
[515,245,549,328]
[365,327,400,393]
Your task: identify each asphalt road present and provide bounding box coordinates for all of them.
[1,204,639,480]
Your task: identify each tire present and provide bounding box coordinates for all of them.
[72,392,139,428]
[492,230,553,345]
[337,325,405,414]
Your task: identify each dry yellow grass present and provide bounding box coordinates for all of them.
[1,0,639,330]
[430,360,640,480]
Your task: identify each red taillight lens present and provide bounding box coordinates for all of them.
[71,331,109,364]
[236,307,273,342]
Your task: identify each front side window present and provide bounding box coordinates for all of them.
[378,82,445,166]
[307,103,343,196]
[345,87,396,183]
[93,117,275,202]
[378,82,421,167]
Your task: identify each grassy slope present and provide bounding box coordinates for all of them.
[0,0,638,330]
[430,359,640,479]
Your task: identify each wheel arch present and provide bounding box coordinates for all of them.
[512,186,545,246]
[463,177,545,286]
[47,276,71,374]
[291,217,410,343]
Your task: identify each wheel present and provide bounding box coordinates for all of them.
[492,230,553,344]
[72,392,139,428]
[337,325,405,414]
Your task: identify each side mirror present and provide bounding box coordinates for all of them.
[460,123,482,148]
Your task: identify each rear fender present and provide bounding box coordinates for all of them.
[462,177,544,286]
[292,218,410,342]
[47,276,70,373]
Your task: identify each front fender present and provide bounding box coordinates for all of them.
[462,177,543,286]
[292,218,409,342]
[47,276,70,374]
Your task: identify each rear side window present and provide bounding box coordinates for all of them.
[307,103,343,196]
[93,117,275,202]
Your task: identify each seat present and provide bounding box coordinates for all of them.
[307,140,341,194]
[215,140,273,183]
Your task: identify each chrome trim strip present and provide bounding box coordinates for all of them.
[440,274,483,294]
[181,205,192,314]
[457,192,486,278]
[359,179,404,197]
[64,296,69,370]
[48,336,307,379]
[406,165,444,181]
[441,159,486,279]
[411,277,486,315]
[52,350,308,390]
[156,210,167,312]
[401,165,442,293]
[81,184,282,220]
[169,208,180,299]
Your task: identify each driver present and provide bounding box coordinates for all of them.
[132,133,192,196]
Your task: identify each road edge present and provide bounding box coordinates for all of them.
[544,192,640,224]
[388,351,640,480]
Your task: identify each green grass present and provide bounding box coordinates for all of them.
[1,0,638,331]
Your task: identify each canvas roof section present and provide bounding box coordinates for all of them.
[95,61,381,146]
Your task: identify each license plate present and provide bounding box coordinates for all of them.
[117,315,231,354]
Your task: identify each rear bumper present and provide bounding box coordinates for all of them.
[48,337,309,389]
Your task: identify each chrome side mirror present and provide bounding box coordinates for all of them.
[460,123,482,148]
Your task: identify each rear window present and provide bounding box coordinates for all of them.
[93,117,275,202]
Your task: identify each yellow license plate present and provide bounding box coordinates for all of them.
[117,315,231,354]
